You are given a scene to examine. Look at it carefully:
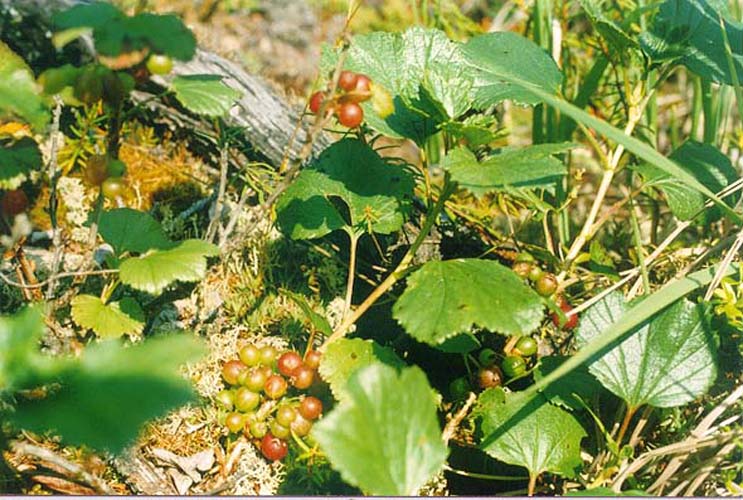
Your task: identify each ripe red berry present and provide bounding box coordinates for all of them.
[337,102,364,128]
[338,70,359,92]
[304,350,322,369]
[264,374,288,399]
[277,351,303,377]
[309,91,325,114]
[299,396,323,420]
[354,74,372,94]
[222,360,247,386]
[552,298,579,330]
[260,434,288,461]
[1,189,29,217]
[292,365,315,390]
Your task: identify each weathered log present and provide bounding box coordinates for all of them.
[1,0,327,167]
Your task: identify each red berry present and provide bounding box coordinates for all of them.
[338,70,359,92]
[1,189,29,217]
[337,102,364,128]
[299,396,323,420]
[222,360,247,386]
[552,298,579,330]
[264,374,288,399]
[304,350,322,369]
[355,74,371,94]
[277,351,303,377]
[292,365,315,390]
[309,91,325,114]
[260,434,288,461]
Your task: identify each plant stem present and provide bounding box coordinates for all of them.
[443,464,528,482]
[527,472,538,496]
[627,185,650,296]
[321,176,454,349]
[342,230,361,320]
[558,82,657,279]
[615,405,637,449]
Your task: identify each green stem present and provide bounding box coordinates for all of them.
[342,230,361,321]
[628,177,650,295]
[321,175,455,349]
[443,464,529,482]
[701,79,718,145]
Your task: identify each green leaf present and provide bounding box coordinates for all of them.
[463,32,741,223]
[533,356,603,410]
[641,0,743,84]
[55,5,196,61]
[119,239,219,295]
[477,391,586,478]
[53,2,123,30]
[635,141,740,223]
[170,75,242,117]
[281,290,333,336]
[481,263,737,450]
[393,259,544,346]
[580,0,638,52]
[461,32,562,107]
[575,292,718,409]
[333,27,472,143]
[318,338,404,402]
[70,295,145,339]
[98,208,172,255]
[0,42,49,130]
[435,333,481,353]
[11,334,204,454]
[441,114,503,148]
[0,137,43,190]
[313,363,447,495]
[276,139,414,240]
[442,143,572,196]
[0,308,57,392]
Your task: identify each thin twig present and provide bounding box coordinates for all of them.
[442,392,477,444]
[0,269,118,290]
[11,441,113,495]
[45,98,64,303]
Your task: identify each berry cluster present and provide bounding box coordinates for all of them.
[511,253,578,330]
[308,70,372,128]
[216,344,323,462]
